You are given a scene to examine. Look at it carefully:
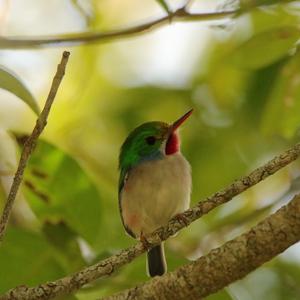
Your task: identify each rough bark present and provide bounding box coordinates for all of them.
[105,193,300,300]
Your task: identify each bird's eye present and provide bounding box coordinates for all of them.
[145,136,156,145]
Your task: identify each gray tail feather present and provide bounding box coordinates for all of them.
[147,243,167,277]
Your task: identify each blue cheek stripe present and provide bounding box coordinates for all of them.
[139,150,164,164]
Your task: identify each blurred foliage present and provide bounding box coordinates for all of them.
[23,140,103,249]
[1,0,300,299]
[0,66,39,115]
[0,227,65,294]
[155,0,171,14]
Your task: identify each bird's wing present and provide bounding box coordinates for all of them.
[118,168,136,238]
[118,167,128,195]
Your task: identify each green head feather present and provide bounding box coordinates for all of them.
[118,121,169,191]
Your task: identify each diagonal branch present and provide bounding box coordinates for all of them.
[0,8,237,49]
[0,51,70,241]
[105,193,300,300]
[1,142,300,300]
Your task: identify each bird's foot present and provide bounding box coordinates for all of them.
[174,213,189,227]
[140,231,151,250]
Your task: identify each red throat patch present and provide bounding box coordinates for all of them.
[165,132,180,155]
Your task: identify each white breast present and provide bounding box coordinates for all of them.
[120,152,191,237]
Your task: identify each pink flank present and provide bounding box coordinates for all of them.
[165,132,180,155]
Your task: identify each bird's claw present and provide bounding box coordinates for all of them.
[140,231,151,250]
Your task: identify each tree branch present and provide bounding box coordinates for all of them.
[0,51,70,241]
[1,142,300,300]
[105,192,300,300]
[0,8,237,49]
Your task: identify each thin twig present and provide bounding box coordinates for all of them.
[0,51,70,241]
[1,142,300,300]
[0,9,237,49]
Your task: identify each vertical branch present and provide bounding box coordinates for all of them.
[0,51,70,241]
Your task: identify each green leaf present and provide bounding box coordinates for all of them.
[273,259,300,299]
[240,0,297,10]
[42,221,86,273]
[155,0,171,15]
[249,4,300,35]
[23,140,103,248]
[261,53,300,137]
[0,66,40,115]
[0,227,65,293]
[232,26,300,69]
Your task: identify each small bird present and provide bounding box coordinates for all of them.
[118,109,192,277]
